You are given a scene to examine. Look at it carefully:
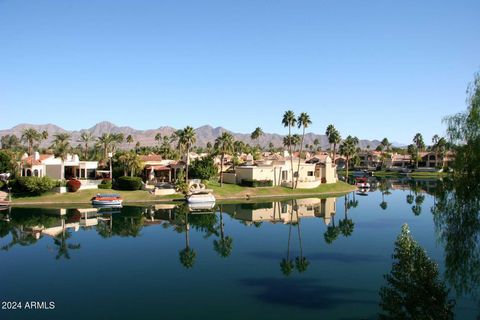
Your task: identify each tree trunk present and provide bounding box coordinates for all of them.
[220,153,224,187]
[289,125,294,189]
[185,146,189,182]
[295,127,305,189]
[333,142,337,164]
[346,155,350,182]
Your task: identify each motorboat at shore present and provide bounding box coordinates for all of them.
[91,194,123,207]
[0,200,11,207]
[186,189,216,204]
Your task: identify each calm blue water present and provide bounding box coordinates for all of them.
[0,179,478,319]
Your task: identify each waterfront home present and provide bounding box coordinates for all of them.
[305,153,338,183]
[223,155,336,188]
[19,152,99,180]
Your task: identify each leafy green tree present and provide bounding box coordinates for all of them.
[0,150,14,173]
[1,134,21,150]
[282,110,297,189]
[189,156,217,181]
[379,224,455,319]
[214,132,235,186]
[295,112,312,188]
[118,152,144,177]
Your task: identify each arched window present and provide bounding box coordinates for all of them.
[34,169,39,177]
[26,169,32,176]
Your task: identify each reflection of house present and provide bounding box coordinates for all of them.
[19,152,99,180]
[234,198,337,225]
[223,157,335,189]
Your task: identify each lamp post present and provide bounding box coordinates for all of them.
[108,152,113,179]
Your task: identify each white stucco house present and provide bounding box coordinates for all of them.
[19,152,99,184]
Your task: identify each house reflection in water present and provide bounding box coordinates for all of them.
[233,198,337,225]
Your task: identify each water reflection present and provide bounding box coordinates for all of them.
[432,176,480,298]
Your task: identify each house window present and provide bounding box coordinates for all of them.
[282,170,288,180]
[307,171,314,176]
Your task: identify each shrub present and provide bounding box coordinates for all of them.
[241,179,273,187]
[11,176,56,196]
[116,176,142,190]
[99,178,112,189]
[67,179,82,192]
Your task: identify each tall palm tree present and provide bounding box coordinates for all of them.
[380,137,392,168]
[111,133,124,154]
[339,135,359,179]
[214,132,235,187]
[78,132,95,160]
[313,138,320,151]
[51,133,71,158]
[282,110,297,189]
[412,133,425,168]
[21,128,42,155]
[126,134,134,148]
[97,133,113,160]
[431,134,440,168]
[326,124,341,164]
[233,140,245,155]
[177,126,196,181]
[250,127,264,147]
[155,133,162,148]
[295,112,312,188]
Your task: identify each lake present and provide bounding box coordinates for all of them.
[1,178,479,319]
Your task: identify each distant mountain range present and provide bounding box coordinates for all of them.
[0,121,383,150]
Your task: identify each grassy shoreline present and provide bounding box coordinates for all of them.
[10,181,356,206]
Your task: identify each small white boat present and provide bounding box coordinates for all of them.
[91,194,123,206]
[187,190,216,204]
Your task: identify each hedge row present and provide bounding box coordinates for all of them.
[10,176,56,195]
[240,179,273,187]
[115,176,142,190]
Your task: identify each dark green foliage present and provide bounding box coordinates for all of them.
[379,224,455,319]
[10,176,56,195]
[0,150,14,173]
[98,178,112,189]
[115,176,142,190]
[189,156,217,180]
[240,179,273,187]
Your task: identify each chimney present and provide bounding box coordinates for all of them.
[34,152,40,161]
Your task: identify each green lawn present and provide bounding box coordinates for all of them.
[11,181,356,205]
[12,188,183,204]
[208,180,356,200]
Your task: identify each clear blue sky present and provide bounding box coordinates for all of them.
[1,0,479,144]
